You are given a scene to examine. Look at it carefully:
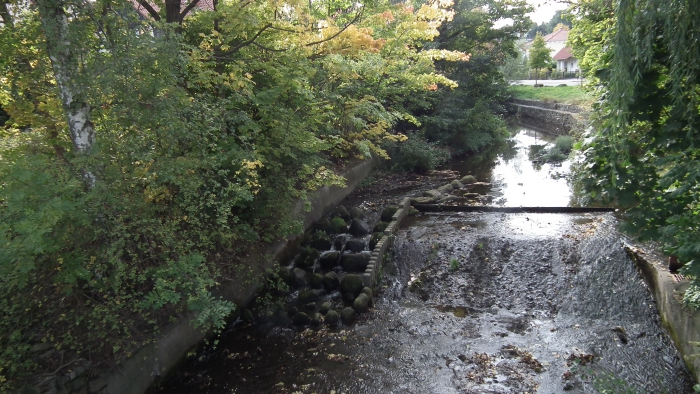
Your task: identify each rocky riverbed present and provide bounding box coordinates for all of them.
[160,126,695,393]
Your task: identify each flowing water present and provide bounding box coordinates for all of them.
[161,126,694,393]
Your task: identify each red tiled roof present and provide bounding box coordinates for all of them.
[542,29,568,43]
[553,47,575,60]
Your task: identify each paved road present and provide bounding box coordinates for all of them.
[513,78,584,87]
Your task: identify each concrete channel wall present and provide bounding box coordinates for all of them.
[363,197,411,289]
[35,159,378,394]
[625,244,700,383]
[506,99,587,134]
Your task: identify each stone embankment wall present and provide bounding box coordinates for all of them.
[36,159,378,394]
[506,98,587,135]
[363,197,411,289]
[625,244,700,383]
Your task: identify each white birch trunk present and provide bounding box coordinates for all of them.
[36,0,95,154]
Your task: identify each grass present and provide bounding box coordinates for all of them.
[509,85,595,108]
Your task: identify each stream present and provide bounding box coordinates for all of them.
[160,125,694,393]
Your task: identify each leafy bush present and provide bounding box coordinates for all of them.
[554,135,574,153]
[386,132,451,173]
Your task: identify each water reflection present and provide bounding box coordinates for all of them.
[450,125,572,207]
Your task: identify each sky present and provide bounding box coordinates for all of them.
[525,0,569,25]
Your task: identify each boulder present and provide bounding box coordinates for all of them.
[298,288,324,303]
[380,206,399,222]
[423,190,442,199]
[345,237,367,253]
[360,287,374,307]
[291,268,307,288]
[287,306,298,317]
[353,293,370,313]
[341,252,371,272]
[325,310,339,326]
[437,195,459,204]
[333,234,348,251]
[349,207,365,219]
[410,196,436,204]
[292,312,311,326]
[340,274,364,297]
[309,231,332,250]
[331,205,350,220]
[349,218,371,236]
[341,307,356,324]
[460,175,477,184]
[451,180,464,189]
[242,308,254,322]
[309,273,324,289]
[330,217,348,234]
[319,251,340,269]
[315,217,333,234]
[463,193,480,199]
[311,313,323,326]
[297,247,319,269]
[437,184,454,193]
[319,301,332,315]
[323,272,340,290]
[373,221,389,233]
[304,302,316,311]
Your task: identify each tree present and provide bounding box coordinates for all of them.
[573,0,700,306]
[528,32,551,85]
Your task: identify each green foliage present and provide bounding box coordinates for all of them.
[449,258,459,271]
[528,32,552,84]
[554,135,574,153]
[386,132,451,173]
[571,0,700,305]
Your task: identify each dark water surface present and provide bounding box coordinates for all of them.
[160,126,694,393]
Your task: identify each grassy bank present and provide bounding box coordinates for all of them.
[509,85,595,108]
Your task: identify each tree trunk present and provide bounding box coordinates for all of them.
[36,0,95,154]
[36,0,96,184]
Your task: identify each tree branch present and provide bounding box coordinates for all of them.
[217,23,273,56]
[137,0,160,21]
[305,8,363,47]
[1,0,14,28]
[180,0,202,20]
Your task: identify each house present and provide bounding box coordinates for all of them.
[553,46,579,72]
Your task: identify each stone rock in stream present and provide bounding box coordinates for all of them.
[291,268,307,288]
[451,180,464,189]
[331,205,350,220]
[340,274,364,297]
[329,217,348,234]
[341,307,356,324]
[437,184,454,193]
[319,251,340,269]
[423,190,443,199]
[410,196,436,204]
[323,272,339,290]
[296,247,319,269]
[311,313,323,326]
[345,238,367,253]
[341,252,371,272]
[309,273,324,289]
[380,206,399,222]
[325,310,339,326]
[373,221,389,233]
[349,207,365,219]
[292,312,311,326]
[333,235,348,251]
[463,193,480,199]
[309,231,332,250]
[298,289,324,303]
[353,293,370,313]
[460,175,477,184]
[319,301,332,315]
[349,218,371,236]
[437,195,459,204]
[361,287,374,306]
[315,217,334,234]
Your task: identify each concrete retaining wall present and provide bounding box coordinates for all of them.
[35,159,378,394]
[363,197,411,289]
[625,243,700,383]
[506,99,587,135]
